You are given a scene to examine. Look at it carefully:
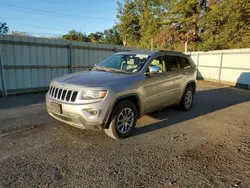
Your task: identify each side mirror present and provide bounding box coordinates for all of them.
[148,65,161,74]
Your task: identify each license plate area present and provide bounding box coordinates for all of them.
[50,102,62,114]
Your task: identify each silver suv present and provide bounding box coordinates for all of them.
[46,51,197,139]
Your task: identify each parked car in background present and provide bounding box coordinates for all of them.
[46,50,197,139]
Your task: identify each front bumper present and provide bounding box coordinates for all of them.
[46,94,110,131]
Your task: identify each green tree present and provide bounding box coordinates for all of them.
[117,0,141,46]
[199,0,250,50]
[136,0,164,49]
[88,32,103,42]
[62,30,90,42]
[0,22,9,34]
[116,0,205,50]
[103,25,123,45]
[163,0,206,50]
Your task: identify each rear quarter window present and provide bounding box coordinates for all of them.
[180,57,191,69]
[165,56,182,71]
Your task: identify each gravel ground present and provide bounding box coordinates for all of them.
[0,82,249,188]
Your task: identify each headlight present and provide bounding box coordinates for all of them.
[81,90,107,99]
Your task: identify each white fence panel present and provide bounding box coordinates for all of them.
[223,53,250,69]
[190,49,250,89]
[199,53,221,67]
[221,69,250,85]
[199,67,220,81]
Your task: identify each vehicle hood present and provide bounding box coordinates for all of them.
[53,70,136,87]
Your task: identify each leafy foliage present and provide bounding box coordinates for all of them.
[116,0,250,51]
[0,22,9,34]
[62,27,123,45]
[199,0,250,50]
[62,30,90,42]
[57,0,250,50]
[103,25,123,45]
[117,0,141,46]
[88,32,103,42]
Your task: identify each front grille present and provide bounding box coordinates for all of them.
[48,86,78,102]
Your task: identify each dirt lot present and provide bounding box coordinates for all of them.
[0,82,249,187]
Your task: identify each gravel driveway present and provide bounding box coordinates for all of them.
[0,82,249,187]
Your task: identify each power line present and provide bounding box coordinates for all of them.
[11,30,64,36]
[0,3,115,22]
[10,22,95,35]
[9,19,80,31]
[12,24,67,33]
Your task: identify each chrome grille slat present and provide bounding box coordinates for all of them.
[51,87,55,97]
[54,88,58,98]
[71,91,78,102]
[48,86,78,102]
[66,91,72,101]
[49,87,52,95]
[62,90,67,100]
[64,90,68,101]
[58,89,62,99]
[58,89,63,100]
[69,91,74,101]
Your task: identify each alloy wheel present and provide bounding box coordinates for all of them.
[117,108,135,134]
[184,90,193,109]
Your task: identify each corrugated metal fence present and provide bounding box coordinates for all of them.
[0,34,249,96]
[0,34,147,96]
[189,49,250,90]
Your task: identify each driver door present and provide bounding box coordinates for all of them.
[142,56,176,113]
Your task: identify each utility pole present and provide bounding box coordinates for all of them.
[185,40,188,53]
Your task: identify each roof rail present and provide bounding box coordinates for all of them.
[158,50,183,53]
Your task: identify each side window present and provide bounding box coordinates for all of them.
[165,55,181,71]
[149,56,166,73]
[180,57,191,69]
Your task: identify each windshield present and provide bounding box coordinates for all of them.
[95,54,150,73]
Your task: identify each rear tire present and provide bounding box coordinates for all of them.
[179,86,194,111]
[105,100,138,139]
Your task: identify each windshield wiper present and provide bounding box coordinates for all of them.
[92,66,109,72]
[107,68,128,74]
[93,66,128,74]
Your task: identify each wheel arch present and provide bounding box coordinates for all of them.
[104,94,141,129]
[181,80,196,99]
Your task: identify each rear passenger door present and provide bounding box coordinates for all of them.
[164,55,184,102]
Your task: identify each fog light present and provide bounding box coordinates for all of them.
[83,109,99,116]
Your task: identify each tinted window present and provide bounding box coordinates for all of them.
[165,56,181,71]
[180,57,190,69]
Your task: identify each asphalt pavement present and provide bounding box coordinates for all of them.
[0,82,250,187]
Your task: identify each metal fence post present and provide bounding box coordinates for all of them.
[218,52,224,83]
[68,44,73,73]
[0,44,7,96]
[197,53,200,67]
[196,53,200,79]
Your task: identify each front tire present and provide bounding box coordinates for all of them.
[179,86,194,111]
[105,100,138,139]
